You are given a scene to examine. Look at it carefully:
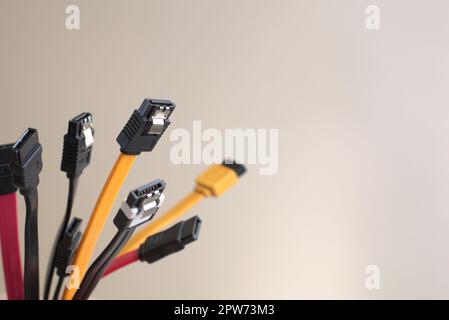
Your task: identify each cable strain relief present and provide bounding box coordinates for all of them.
[0,170,17,194]
[0,184,17,195]
[138,223,185,263]
[194,186,211,197]
[66,171,81,180]
[19,186,37,197]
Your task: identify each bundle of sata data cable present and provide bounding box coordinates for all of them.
[0,98,245,300]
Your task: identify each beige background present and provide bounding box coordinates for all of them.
[1,0,449,299]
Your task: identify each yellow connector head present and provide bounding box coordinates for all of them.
[195,162,246,197]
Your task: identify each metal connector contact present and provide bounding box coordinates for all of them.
[114,179,166,229]
[143,99,174,135]
[69,113,94,148]
[116,99,176,155]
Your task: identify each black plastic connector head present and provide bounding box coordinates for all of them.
[113,179,166,230]
[10,128,43,193]
[55,217,82,277]
[138,216,202,264]
[222,160,247,177]
[61,113,95,179]
[0,144,17,195]
[116,99,175,155]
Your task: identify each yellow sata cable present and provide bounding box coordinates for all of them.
[120,162,246,255]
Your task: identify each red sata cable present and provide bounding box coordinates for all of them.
[0,193,24,300]
[103,217,201,278]
[103,249,139,277]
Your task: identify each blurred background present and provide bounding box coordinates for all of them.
[1,0,449,299]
